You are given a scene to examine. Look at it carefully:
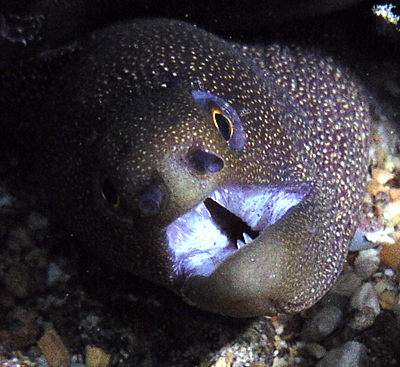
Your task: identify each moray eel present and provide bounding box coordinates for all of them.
[3,19,370,317]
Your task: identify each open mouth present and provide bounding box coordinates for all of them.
[166,184,310,278]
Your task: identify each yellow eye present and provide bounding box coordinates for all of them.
[212,109,234,141]
[101,178,120,209]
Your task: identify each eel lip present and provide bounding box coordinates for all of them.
[166,184,309,279]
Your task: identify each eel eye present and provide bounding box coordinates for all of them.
[191,90,245,150]
[101,178,119,209]
[212,109,233,141]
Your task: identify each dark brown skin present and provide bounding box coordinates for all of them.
[1,19,370,317]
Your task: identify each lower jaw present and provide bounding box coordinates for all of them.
[166,184,308,279]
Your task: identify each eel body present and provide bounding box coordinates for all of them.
[1,19,370,317]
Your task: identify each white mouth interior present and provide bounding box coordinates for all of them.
[166,185,310,278]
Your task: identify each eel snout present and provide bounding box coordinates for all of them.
[166,183,313,317]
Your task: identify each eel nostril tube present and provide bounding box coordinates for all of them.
[139,183,163,216]
[189,150,224,174]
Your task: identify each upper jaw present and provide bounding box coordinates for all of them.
[166,183,310,279]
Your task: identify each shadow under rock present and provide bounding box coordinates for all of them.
[50,255,252,367]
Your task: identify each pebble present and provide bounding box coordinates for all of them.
[212,356,231,367]
[375,281,397,310]
[365,179,381,196]
[354,248,380,279]
[300,305,343,342]
[249,362,267,367]
[86,345,113,367]
[349,305,380,330]
[383,201,400,227]
[0,188,15,210]
[46,262,71,287]
[384,268,394,276]
[371,168,394,184]
[389,188,400,201]
[350,282,380,315]
[349,282,381,330]
[4,263,45,299]
[0,307,41,348]
[381,240,400,269]
[24,247,49,269]
[26,211,49,231]
[0,290,15,311]
[6,226,34,252]
[70,355,86,367]
[365,229,396,245]
[315,341,367,367]
[271,357,288,367]
[374,278,397,293]
[328,272,362,298]
[38,329,71,367]
[305,343,327,359]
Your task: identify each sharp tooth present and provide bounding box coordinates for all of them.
[236,239,245,249]
[243,232,252,244]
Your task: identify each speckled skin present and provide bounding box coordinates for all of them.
[1,19,370,317]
